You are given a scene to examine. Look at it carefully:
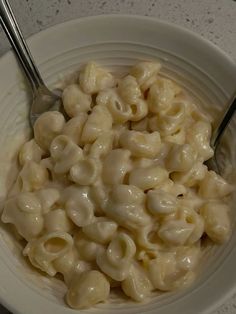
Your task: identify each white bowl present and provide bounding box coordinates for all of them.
[0,15,236,314]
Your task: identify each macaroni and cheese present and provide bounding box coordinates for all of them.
[1,61,233,309]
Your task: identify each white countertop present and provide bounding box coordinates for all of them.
[0,0,236,313]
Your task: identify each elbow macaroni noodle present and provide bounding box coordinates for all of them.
[1,61,234,309]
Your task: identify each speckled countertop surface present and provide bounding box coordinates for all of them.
[0,0,236,313]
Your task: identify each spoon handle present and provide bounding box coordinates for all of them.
[0,0,44,92]
[211,94,236,149]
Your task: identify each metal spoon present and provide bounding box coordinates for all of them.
[206,93,236,173]
[0,0,61,127]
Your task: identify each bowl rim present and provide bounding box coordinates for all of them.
[1,14,236,71]
[0,14,236,314]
